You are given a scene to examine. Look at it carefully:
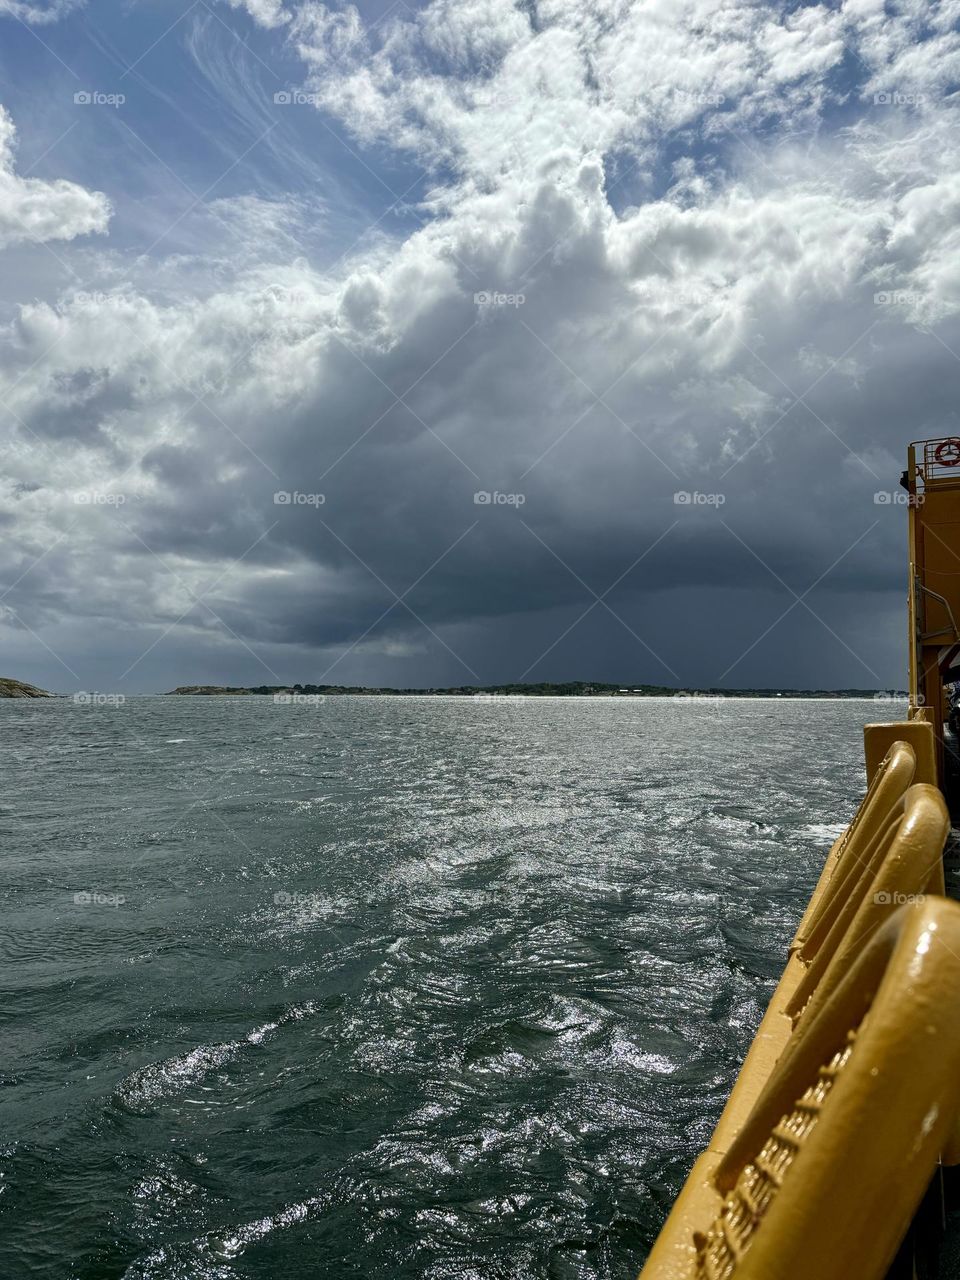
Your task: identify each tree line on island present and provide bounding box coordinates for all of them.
[165,682,906,699]
[0,676,911,699]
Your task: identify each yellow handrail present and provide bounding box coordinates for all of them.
[786,783,948,1024]
[707,740,922,1157]
[639,723,955,1279]
[791,738,917,956]
[640,899,960,1280]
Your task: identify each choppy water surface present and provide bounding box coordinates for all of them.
[0,696,901,1278]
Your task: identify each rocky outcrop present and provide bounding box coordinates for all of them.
[0,677,53,698]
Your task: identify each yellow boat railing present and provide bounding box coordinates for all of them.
[640,721,960,1279]
[785,780,947,1023]
[791,736,919,955]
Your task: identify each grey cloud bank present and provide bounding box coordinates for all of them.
[1,0,959,692]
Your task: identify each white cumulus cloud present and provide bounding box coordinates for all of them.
[0,107,110,251]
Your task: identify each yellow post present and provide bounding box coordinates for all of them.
[904,436,960,787]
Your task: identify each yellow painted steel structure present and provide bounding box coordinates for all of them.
[638,438,960,1280]
[907,438,960,767]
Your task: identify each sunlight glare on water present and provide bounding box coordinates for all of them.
[0,696,903,1278]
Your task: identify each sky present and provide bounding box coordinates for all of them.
[0,0,959,693]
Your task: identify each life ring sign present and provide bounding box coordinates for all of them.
[935,438,960,467]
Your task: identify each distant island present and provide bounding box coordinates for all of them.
[166,682,907,699]
[0,676,912,700]
[0,677,52,699]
